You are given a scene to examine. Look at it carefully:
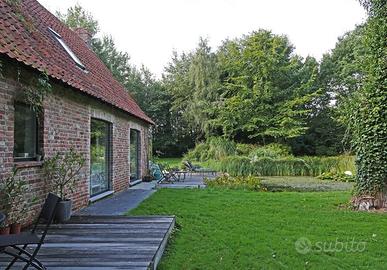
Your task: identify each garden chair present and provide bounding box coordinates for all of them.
[183,160,216,176]
[158,164,178,183]
[0,193,60,270]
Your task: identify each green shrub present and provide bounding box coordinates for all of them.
[183,142,209,161]
[317,172,355,182]
[184,139,355,177]
[249,143,291,159]
[204,175,264,191]
[184,137,237,161]
[185,139,291,162]
[302,155,356,176]
[236,143,255,156]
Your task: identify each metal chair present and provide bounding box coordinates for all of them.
[183,160,216,176]
[158,164,178,183]
[0,193,60,270]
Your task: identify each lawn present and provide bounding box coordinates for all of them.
[261,176,353,192]
[129,189,386,269]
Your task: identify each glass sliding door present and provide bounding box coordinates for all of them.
[130,129,141,180]
[90,119,112,197]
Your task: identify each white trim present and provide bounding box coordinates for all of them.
[129,179,142,187]
[89,190,114,203]
[48,27,86,70]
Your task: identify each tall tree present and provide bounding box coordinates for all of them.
[164,39,220,139]
[213,30,319,144]
[56,4,99,36]
[292,26,366,156]
[352,0,386,208]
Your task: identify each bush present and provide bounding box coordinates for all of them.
[185,139,291,162]
[249,143,291,159]
[317,172,355,182]
[204,175,264,191]
[184,138,355,177]
[184,137,237,161]
[236,143,255,156]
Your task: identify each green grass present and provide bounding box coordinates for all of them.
[261,176,354,192]
[128,189,386,270]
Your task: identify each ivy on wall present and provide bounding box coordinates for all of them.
[352,0,387,198]
[24,71,52,116]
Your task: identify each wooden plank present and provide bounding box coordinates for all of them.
[0,215,175,269]
[150,216,176,270]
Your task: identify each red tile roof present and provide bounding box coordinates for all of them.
[0,0,153,124]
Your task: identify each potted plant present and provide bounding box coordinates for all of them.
[0,222,10,235]
[0,174,10,235]
[142,174,154,182]
[43,149,85,223]
[0,167,29,234]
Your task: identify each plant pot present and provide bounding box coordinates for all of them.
[142,175,153,182]
[10,223,21,234]
[55,199,72,223]
[0,226,10,235]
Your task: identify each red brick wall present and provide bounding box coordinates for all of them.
[0,59,151,225]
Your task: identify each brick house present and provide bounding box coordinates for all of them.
[0,0,153,223]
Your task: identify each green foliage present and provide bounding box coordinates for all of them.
[208,155,355,177]
[213,32,320,142]
[24,71,52,115]
[164,39,220,139]
[0,168,30,224]
[204,175,264,191]
[248,143,291,159]
[56,4,99,36]
[183,137,237,161]
[185,138,291,162]
[351,0,387,195]
[43,149,85,200]
[164,31,321,150]
[207,155,253,176]
[317,172,355,183]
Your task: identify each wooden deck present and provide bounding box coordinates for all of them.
[0,215,175,270]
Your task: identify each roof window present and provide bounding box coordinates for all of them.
[48,27,86,70]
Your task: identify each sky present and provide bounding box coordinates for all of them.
[38,0,367,77]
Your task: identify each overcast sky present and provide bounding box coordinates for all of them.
[38,0,366,77]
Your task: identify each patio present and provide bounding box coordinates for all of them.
[0,215,175,270]
[156,173,216,189]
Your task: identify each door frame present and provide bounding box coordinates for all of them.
[89,118,113,198]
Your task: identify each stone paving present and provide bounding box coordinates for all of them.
[76,173,216,216]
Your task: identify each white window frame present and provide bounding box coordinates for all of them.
[48,27,86,70]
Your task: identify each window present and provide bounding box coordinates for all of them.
[14,103,40,161]
[90,119,112,197]
[48,27,86,70]
[130,129,141,180]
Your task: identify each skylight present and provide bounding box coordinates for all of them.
[48,27,86,70]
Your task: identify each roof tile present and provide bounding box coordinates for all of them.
[0,0,153,124]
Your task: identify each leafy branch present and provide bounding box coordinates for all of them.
[43,149,85,200]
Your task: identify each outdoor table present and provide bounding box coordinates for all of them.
[174,170,188,181]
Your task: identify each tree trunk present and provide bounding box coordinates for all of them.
[352,188,387,211]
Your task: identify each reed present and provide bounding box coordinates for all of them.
[209,155,355,177]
